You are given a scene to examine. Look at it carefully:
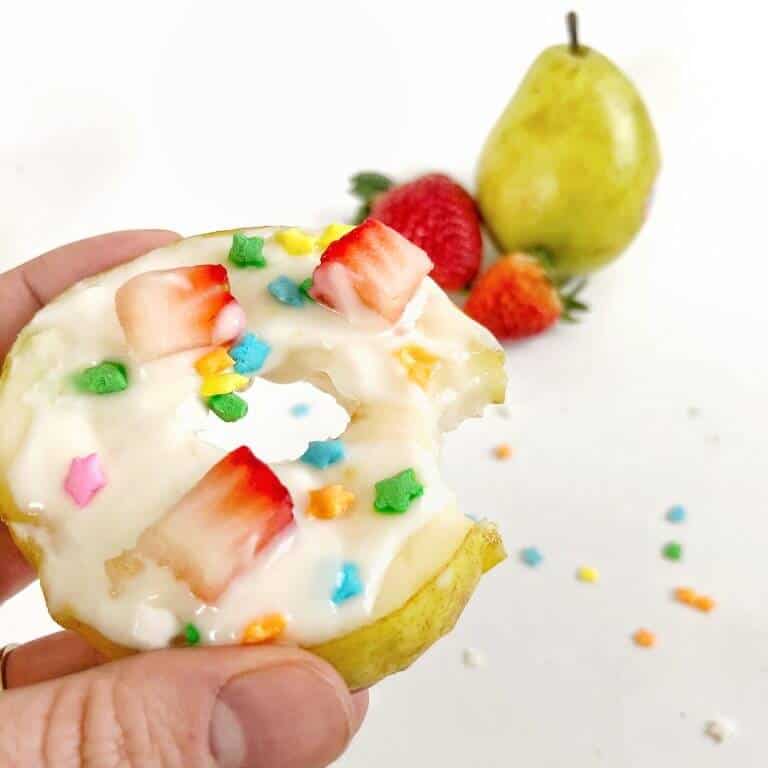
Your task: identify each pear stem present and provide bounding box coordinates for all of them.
[566,11,581,54]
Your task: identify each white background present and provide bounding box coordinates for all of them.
[1,0,767,766]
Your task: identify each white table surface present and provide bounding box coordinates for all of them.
[2,0,767,765]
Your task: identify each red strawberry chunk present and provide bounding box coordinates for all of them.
[116,447,293,603]
[115,265,246,361]
[370,174,483,290]
[311,219,433,324]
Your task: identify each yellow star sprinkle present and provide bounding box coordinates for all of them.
[394,345,440,390]
[242,613,287,644]
[195,347,234,376]
[200,373,250,397]
[576,566,600,584]
[318,223,355,249]
[274,228,318,256]
[307,484,356,520]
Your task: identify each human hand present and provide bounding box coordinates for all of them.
[0,230,368,768]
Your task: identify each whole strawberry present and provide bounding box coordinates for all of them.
[464,252,587,341]
[350,172,483,290]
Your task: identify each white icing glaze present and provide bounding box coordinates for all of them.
[2,227,504,647]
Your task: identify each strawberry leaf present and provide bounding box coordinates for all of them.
[349,172,394,224]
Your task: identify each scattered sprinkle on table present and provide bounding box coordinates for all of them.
[374,468,424,514]
[633,628,656,648]
[208,393,248,422]
[666,504,686,524]
[73,361,128,394]
[493,443,513,460]
[704,718,736,744]
[230,332,271,374]
[307,485,356,520]
[184,623,201,646]
[268,276,306,307]
[242,614,286,645]
[229,232,266,268]
[520,547,543,567]
[662,541,683,561]
[462,647,488,669]
[577,566,600,584]
[64,453,107,507]
[195,348,234,376]
[675,586,697,605]
[693,595,716,613]
[300,439,346,469]
[332,562,363,604]
[291,403,311,418]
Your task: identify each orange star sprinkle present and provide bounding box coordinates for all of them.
[633,628,656,648]
[394,345,440,389]
[242,613,287,644]
[494,443,513,460]
[307,485,356,520]
[195,347,234,376]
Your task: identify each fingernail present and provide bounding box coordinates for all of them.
[211,663,355,768]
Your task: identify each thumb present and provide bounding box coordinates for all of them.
[0,645,367,768]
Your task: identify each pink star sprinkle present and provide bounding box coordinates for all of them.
[64,453,106,507]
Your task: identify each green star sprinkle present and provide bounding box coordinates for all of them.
[299,277,315,302]
[662,541,683,561]
[184,623,201,646]
[73,361,128,394]
[374,468,424,514]
[229,232,266,268]
[208,393,249,422]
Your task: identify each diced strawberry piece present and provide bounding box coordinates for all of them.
[115,265,246,361]
[109,447,293,603]
[311,219,433,324]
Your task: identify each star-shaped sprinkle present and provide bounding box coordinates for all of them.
[307,485,356,520]
[318,223,354,249]
[73,361,128,395]
[200,373,250,398]
[229,332,271,374]
[229,232,266,268]
[184,623,201,646]
[268,276,306,307]
[208,393,249,422]
[299,277,315,302]
[394,345,440,389]
[195,348,234,376]
[633,628,656,648]
[332,562,363,604]
[241,614,286,645]
[274,228,318,255]
[300,439,346,469]
[373,468,424,514]
[64,453,107,507]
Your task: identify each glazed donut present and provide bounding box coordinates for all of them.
[0,220,506,689]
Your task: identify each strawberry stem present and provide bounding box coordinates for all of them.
[559,277,589,323]
[349,172,394,224]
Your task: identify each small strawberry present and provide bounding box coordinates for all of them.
[464,252,587,341]
[107,447,294,603]
[350,172,482,290]
[311,218,433,324]
[115,265,245,361]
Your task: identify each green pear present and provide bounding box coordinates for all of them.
[476,13,660,277]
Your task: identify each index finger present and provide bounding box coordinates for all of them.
[0,229,179,361]
[0,229,180,602]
